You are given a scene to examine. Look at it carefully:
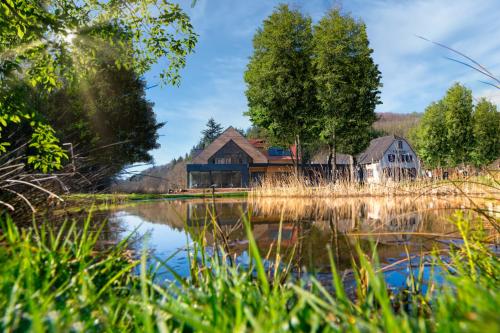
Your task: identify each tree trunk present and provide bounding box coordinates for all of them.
[327,144,333,180]
[349,155,355,183]
[331,130,337,183]
[294,134,301,179]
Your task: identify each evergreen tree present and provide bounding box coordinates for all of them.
[200,118,223,148]
[244,4,315,175]
[442,83,474,166]
[312,8,381,179]
[471,98,500,166]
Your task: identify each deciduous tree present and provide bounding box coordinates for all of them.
[0,0,196,173]
[442,83,474,167]
[471,98,500,167]
[312,8,381,180]
[244,4,315,175]
[412,101,448,168]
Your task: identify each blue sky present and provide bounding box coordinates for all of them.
[141,0,500,167]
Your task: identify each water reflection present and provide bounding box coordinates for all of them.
[107,196,496,284]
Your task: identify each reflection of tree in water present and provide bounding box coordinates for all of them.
[112,196,489,272]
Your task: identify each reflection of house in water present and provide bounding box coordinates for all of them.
[117,197,479,273]
[359,199,422,244]
[251,223,298,247]
[186,200,250,225]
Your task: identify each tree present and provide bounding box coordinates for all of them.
[470,98,500,167]
[412,101,448,168]
[244,4,315,175]
[34,66,164,189]
[442,83,474,167]
[200,118,223,148]
[312,8,381,180]
[0,0,196,173]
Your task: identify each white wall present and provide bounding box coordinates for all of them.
[364,138,420,183]
[379,139,419,170]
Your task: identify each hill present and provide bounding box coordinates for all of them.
[112,159,187,193]
[373,112,422,139]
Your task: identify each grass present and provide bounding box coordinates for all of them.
[65,191,248,203]
[0,208,498,332]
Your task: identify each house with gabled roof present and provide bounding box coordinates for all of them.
[357,135,420,183]
[187,127,304,188]
[186,128,420,188]
[187,127,349,188]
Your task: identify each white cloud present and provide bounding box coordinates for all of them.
[477,88,500,105]
[145,0,500,167]
[356,0,500,112]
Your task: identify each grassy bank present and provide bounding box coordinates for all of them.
[0,211,498,332]
[65,191,248,204]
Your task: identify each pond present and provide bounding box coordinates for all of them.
[99,196,497,291]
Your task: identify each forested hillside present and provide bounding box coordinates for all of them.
[112,159,187,193]
[373,112,422,138]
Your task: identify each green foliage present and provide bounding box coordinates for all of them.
[0,0,196,173]
[1,0,196,87]
[412,101,448,168]
[0,81,68,171]
[470,98,500,166]
[244,4,315,147]
[413,83,498,168]
[27,124,68,173]
[442,83,474,166]
[0,210,498,332]
[312,8,381,157]
[245,6,381,171]
[39,65,164,188]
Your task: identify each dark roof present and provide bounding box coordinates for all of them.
[190,127,267,164]
[191,149,203,158]
[310,152,352,165]
[357,135,405,165]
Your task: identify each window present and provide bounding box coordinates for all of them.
[388,154,395,162]
[210,171,242,187]
[400,154,413,163]
[214,157,231,164]
[367,169,373,177]
[398,140,403,149]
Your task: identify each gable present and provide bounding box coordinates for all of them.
[191,127,268,164]
[207,140,252,164]
[358,135,417,165]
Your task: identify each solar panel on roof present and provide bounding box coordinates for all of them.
[268,147,291,156]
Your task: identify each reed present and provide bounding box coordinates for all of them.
[250,173,500,199]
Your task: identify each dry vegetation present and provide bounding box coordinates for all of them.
[112,159,187,193]
[250,173,500,199]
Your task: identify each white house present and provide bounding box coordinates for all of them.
[357,135,420,183]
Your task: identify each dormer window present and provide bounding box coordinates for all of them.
[388,154,395,162]
[398,140,403,149]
